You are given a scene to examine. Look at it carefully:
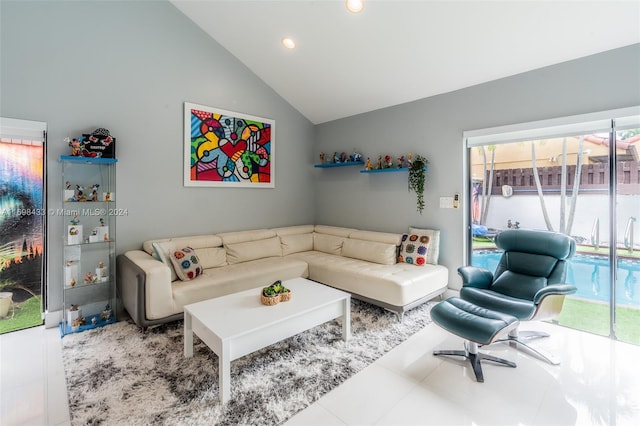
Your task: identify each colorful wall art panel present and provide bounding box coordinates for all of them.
[184,103,275,188]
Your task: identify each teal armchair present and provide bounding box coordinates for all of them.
[459,229,577,364]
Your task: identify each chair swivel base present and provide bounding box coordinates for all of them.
[434,341,516,383]
[495,329,560,365]
[430,297,519,382]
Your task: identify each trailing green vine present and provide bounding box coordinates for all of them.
[408,154,428,214]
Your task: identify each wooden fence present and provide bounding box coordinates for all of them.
[483,161,640,195]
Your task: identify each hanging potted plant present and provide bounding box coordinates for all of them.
[408,154,428,214]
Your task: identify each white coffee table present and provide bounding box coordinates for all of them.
[183,277,351,403]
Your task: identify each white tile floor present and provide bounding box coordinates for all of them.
[1,320,639,426]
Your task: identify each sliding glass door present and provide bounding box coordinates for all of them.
[0,118,46,334]
[466,110,640,344]
[613,122,640,344]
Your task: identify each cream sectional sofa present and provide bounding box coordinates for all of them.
[117,224,448,328]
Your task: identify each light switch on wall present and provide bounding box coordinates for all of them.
[439,197,454,208]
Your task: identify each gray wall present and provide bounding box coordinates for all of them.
[0,0,315,316]
[315,43,640,290]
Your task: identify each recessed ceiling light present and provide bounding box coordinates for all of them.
[281,37,296,49]
[345,0,364,13]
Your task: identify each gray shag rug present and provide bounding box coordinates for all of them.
[62,299,433,425]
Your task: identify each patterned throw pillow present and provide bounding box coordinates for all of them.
[408,227,440,264]
[169,246,202,281]
[398,234,431,266]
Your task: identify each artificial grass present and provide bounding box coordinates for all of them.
[0,295,43,334]
[557,298,640,345]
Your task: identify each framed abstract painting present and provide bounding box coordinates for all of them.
[183,102,275,188]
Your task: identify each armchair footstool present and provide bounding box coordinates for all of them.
[431,297,519,382]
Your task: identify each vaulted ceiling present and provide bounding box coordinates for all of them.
[171,1,640,124]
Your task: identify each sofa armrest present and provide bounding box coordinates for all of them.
[457,266,493,289]
[117,250,177,328]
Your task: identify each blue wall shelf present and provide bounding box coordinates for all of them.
[314,161,364,168]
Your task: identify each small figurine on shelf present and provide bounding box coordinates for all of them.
[89,184,99,202]
[65,181,72,190]
[407,153,413,168]
[91,317,97,325]
[67,304,82,328]
[319,152,326,164]
[71,317,81,331]
[376,155,383,170]
[75,185,86,202]
[97,261,107,282]
[397,155,406,168]
[101,304,112,321]
[384,155,393,168]
[69,278,76,287]
[104,192,111,202]
[365,157,372,170]
[70,215,80,225]
[333,152,340,163]
[350,149,363,162]
[66,137,82,156]
[99,218,105,227]
[340,152,347,163]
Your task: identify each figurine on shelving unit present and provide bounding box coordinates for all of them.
[67,304,82,327]
[96,261,108,282]
[350,149,363,162]
[397,155,407,168]
[384,155,393,169]
[75,184,87,202]
[365,157,372,170]
[89,184,99,201]
[68,215,83,244]
[65,137,82,156]
[101,304,112,322]
[319,152,326,164]
[376,155,383,170]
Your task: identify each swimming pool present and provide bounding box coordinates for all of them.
[471,251,640,308]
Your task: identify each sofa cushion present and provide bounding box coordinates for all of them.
[171,257,309,312]
[218,229,276,245]
[225,236,282,264]
[342,238,397,265]
[313,233,344,255]
[151,241,178,282]
[143,235,222,256]
[349,230,402,245]
[314,225,356,237]
[194,247,227,269]
[398,234,431,266]
[272,225,315,236]
[280,233,314,256]
[408,227,440,264]
[169,246,202,281]
[289,251,448,307]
